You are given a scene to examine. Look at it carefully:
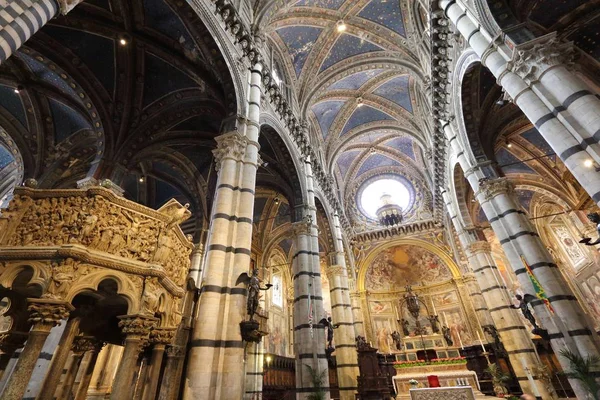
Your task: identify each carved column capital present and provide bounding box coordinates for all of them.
[507,32,575,84]
[150,328,176,346]
[117,314,158,339]
[27,299,73,332]
[477,177,514,201]
[56,0,85,15]
[467,240,492,255]
[291,220,314,236]
[212,131,248,171]
[326,265,346,281]
[165,344,185,358]
[71,336,102,355]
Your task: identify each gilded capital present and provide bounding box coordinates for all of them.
[27,300,72,331]
[117,315,158,338]
[212,131,248,171]
[507,33,574,84]
[291,220,312,236]
[467,241,492,255]
[150,328,176,345]
[477,177,514,201]
[72,336,101,355]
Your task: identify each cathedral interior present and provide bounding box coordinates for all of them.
[0,0,599,399]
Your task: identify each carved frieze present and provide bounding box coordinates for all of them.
[467,241,492,255]
[477,177,514,201]
[212,131,248,171]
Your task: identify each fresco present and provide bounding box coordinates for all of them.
[321,258,332,316]
[440,306,473,347]
[365,244,453,291]
[267,312,288,356]
[369,300,393,314]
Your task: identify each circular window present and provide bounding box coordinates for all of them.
[357,175,414,220]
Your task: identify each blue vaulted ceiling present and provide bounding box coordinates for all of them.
[276,26,323,77]
[373,75,412,112]
[358,0,406,36]
[293,0,345,9]
[384,137,415,160]
[320,34,383,72]
[312,100,345,138]
[336,150,361,178]
[341,105,394,136]
[328,69,385,91]
[356,153,401,176]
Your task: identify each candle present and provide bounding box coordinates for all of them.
[443,312,448,326]
[477,331,486,352]
[431,300,437,316]
[458,330,464,349]
[521,358,542,398]
[370,341,373,347]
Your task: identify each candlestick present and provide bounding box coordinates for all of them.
[476,331,485,352]
[443,312,448,326]
[369,341,373,347]
[431,298,437,316]
[458,330,464,349]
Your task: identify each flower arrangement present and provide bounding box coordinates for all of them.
[408,379,419,385]
[393,357,467,369]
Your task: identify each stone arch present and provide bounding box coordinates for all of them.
[0,127,25,204]
[0,262,50,296]
[65,269,141,314]
[357,238,461,292]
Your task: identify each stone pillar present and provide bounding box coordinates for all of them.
[0,332,27,380]
[57,336,96,400]
[0,300,71,400]
[473,176,596,397]
[110,315,156,400]
[184,63,263,400]
[133,353,150,400]
[188,243,204,287]
[442,187,555,396]
[36,316,81,400]
[158,345,185,400]
[0,0,84,65]
[292,159,330,399]
[141,329,174,400]
[73,340,104,400]
[326,263,358,400]
[243,340,264,399]
[349,293,364,337]
[439,0,600,206]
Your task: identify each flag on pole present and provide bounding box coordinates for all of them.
[308,279,314,337]
[521,255,554,314]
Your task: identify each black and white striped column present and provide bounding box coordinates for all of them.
[292,158,330,400]
[349,292,364,337]
[0,0,83,65]
[184,64,263,400]
[441,185,553,397]
[327,213,359,399]
[244,341,264,400]
[439,0,600,206]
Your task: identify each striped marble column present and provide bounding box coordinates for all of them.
[442,186,552,396]
[292,159,329,400]
[0,0,83,65]
[243,341,264,399]
[184,64,263,400]
[472,176,597,398]
[349,293,364,337]
[439,0,600,206]
[327,213,358,399]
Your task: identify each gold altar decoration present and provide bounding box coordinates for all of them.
[0,185,193,328]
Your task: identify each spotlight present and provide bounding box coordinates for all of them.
[507,141,512,148]
[119,38,128,46]
[370,147,377,155]
[13,85,24,94]
[139,176,145,183]
[336,20,347,32]
[357,97,363,107]
[274,197,280,204]
[262,161,269,167]
[496,99,508,106]
[584,159,594,168]
[266,355,272,363]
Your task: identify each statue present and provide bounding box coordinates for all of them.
[580,213,600,246]
[391,331,402,350]
[236,268,272,321]
[355,335,369,351]
[400,318,410,336]
[442,325,453,346]
[428,315,440,333]
[511,294,539,329]
[319,316,339,349]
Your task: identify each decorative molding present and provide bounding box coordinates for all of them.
[467,241,492,255]
[213,131,248,171]
[476,177,515,201]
